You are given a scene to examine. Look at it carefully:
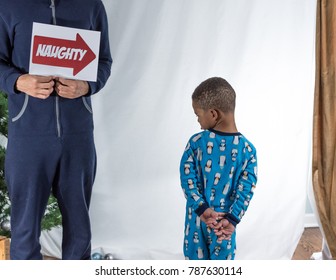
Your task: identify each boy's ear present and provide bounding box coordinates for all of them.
[210,109,219,120]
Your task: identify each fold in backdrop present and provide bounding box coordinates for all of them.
[40,0,317,259]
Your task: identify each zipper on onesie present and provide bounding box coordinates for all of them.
[50,0,61,137]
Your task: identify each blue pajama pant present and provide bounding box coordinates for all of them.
[5,133,96,260]
[183,208,236,260]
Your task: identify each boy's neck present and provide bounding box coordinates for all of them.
[212,112,238,133]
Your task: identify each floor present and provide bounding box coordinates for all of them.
[292,227,322,260]
[42,227,323,260]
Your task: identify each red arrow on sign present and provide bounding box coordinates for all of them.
[32,33,96,76]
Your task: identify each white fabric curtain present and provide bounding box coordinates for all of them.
[41,0,317,259]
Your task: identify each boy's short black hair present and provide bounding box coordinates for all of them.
[192,77,236,113]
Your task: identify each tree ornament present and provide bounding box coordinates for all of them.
[0,220,10,232]
[91,252,103,260]
[104,253,114,260]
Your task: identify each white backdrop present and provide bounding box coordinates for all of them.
[41,0,317,259]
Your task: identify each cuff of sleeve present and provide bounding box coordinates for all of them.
[7,72,22,95]
[225,213,240,227]
[195,202,209,217]
[87,81,96,95]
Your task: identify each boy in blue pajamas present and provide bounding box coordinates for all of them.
[180,77,257,260]
[0,0,112,259]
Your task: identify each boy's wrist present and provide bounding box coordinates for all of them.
[195,202,209,217]
[224,213,239,227]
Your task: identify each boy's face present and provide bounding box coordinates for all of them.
[192,100,216,130]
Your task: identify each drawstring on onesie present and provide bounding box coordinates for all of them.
[50,0,57,25]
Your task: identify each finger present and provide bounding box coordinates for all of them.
[220,231,232,237]
[34,93,50,99]
[214,230,223,236]
[47,79,55,88]
[35,78,54,91]
[217,213,225,218]
[31,86,51,96]
[34,76,55,86]
[34,75,52,81]
[205,219,218,227]
[205,223,216,229]
[212,223,222,230]
[56,77,66,84]
[55,84,70,97]
[219,219,229,226]
[57,77,74,87]
[211,211,223,218]
[38,94,49,99]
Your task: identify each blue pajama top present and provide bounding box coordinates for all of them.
[180,129,258,226]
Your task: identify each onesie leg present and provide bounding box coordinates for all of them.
[208,230,236,260]
[5,136,61,259]
[183,208,209,260]
[52,133,96,260]
[183,209,237,260]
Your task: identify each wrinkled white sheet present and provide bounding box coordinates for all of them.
[41,0,317,260]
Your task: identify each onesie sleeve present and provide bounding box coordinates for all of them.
[0,15,22,95]
[87,1,112,95]
[180,135,208,214]
[225,142,258,226]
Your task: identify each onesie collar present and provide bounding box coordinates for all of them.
[208,128,242,136]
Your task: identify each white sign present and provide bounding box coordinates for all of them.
[29,22,101,82]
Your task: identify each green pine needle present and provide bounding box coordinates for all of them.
[0,92,62,237]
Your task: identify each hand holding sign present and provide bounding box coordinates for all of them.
[15,74,89,100]
[55,77,89,99]
[16,74,55,99]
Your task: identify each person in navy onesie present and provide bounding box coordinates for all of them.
[0,0,112,259]
[180,77,257,260]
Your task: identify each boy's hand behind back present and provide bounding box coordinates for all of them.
[214,218,235,241]
[200,208,225,228]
